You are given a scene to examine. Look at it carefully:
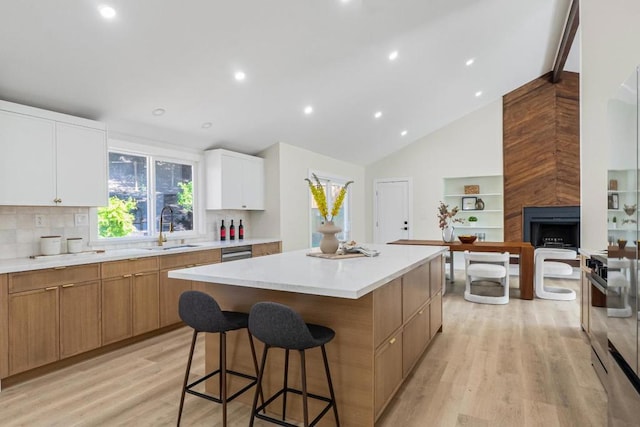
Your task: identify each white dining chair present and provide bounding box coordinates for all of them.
[464,250,510,305]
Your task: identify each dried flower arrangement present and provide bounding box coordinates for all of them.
[437,201,463,230]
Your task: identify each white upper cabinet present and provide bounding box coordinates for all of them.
[55,123,107,206]
[0,111,56,205]
[205,149,265,210]
[0,100,107,207]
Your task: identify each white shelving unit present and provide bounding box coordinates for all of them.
[443,175,504,242]
[607,169,638,245]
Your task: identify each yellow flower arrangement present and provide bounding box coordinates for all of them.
[305,174,354,222]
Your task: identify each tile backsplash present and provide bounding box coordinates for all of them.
[0,206,250,260]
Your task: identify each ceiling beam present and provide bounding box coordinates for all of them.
[551,0,579,83]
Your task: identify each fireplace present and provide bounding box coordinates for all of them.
[522,206,580,250]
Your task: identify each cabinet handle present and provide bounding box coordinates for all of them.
[123,274,132,278]
[62,284,75,288]
[53,266,67,270]
[418,310,424,315]
[389,337,396,345]
[45,286,57,291]
[128,258,139,261]
[134,273,144,277]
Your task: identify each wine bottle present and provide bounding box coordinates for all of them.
[220,220,226,241]
[239,219,244,240]
[230,220,235,240]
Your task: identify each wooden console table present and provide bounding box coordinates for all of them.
[391,240,535,300]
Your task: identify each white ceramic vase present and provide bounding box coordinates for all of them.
[318,221,342,254]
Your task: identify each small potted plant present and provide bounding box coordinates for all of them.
[612,216,617,229]
[467,216,478,227]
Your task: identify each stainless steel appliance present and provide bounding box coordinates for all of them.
[606,66,640,426]
[607,248,640,426]
[587,254,608,386]
[221,245,253,262]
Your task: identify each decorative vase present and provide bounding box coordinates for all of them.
[318,221,342,254]
[442,225,455,243]
[475,198,485,210]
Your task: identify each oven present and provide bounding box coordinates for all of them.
[586,254,608,387]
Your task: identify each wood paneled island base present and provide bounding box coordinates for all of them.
[170,245,446,426]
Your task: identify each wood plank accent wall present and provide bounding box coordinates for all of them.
[503,71,580,242]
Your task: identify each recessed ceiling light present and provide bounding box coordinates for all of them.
[388,51,399,61]
[475,91,483,97]
[465,58,475,66]
[374,111,383,119]
[234,71,246,81]
[152,108,165,116]
[98,5,116,19]
[304,105,314,115]
[401,130,408,136]
[201,122,212,129]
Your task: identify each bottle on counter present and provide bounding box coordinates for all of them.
[239,219,244,240]
[230,220,235,240]
[220,220,226,241]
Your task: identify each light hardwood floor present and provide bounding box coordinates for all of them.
[0,275,606,426]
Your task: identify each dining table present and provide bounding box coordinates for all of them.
[390,239,535,300]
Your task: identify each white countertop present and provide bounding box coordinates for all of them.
[0,238,280,274]
[169,243,448,299]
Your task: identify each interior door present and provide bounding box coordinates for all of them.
[374,179,411,244]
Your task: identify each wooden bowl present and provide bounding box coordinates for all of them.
[458,235,477,244]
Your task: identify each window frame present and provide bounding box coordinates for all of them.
[89,138,204,245]
[308,170,353,248]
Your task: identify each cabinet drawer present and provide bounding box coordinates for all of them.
[374,277,402,349]
[9,263,100,293]
[402,302,430,378]
[102,257,158,278]
[429,256,443,296]
[158,249,221,270]
[402,261,430,322]
[374,329,403,417]
[430,291,442,339]
[252,242,281,257]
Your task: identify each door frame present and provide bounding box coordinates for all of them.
[373,177,413,243]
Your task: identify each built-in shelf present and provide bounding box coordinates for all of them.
[443,175,503,242]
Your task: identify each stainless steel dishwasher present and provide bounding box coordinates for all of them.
[221,245,253,262]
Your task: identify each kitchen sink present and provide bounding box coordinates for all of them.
[146,244,201,251]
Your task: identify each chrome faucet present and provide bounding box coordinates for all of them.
[158,205,174,246]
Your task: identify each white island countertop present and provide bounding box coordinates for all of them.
[169,243,447,299]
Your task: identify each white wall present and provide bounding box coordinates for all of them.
[279,143,366,251]
[250,143,282,240]
[365,100,503,242]
[581,0,640,249]
[264,143,365,251]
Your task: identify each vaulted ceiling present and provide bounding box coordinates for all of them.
[0,0,578,165]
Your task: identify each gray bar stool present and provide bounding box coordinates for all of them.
[248,301,340,427]
[177,290,261,426]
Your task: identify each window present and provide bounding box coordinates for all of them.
[310,173,352,247]
[97,150,195,240]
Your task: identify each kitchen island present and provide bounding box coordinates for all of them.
[169,243,447,426]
